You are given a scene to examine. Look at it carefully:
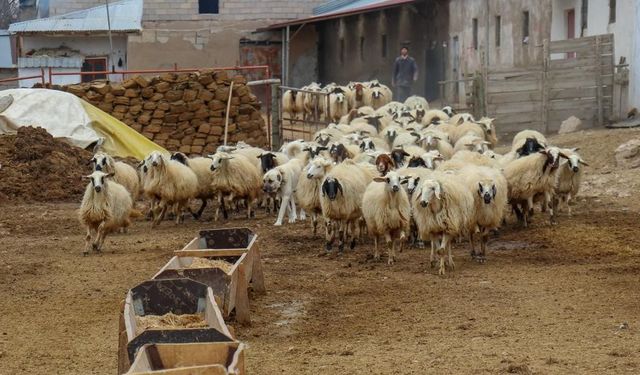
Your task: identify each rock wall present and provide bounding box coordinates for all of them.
[57,70,267,155]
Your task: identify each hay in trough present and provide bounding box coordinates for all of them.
[187,258,234,273]
[135,312,207,335]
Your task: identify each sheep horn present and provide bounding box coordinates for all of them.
[434,183,442,200]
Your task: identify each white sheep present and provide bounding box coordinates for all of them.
[296,156,334,236]
[90,152,140,202]
[361,171,411,264]
[412,172,475,275]
[209,151,262,221]
[450,121,486,146]
[459,165,508,263]
[79,171,135,255]
[329,90,349,122]
[262,158,305,226]
[423,109,450,125]
[503,147,565,227]
[365,86,391,109]
[554,148,588,216]
[170,152,217,220]
[453,133,490,154]
[419,129,453,159]
[282,90,301,119]
[404,95,429,110]
[320,160,371,252]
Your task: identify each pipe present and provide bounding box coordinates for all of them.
[105,0,115,73]
[285,25,290,86]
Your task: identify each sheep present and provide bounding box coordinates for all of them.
[209,151,262,221]
[459,166,508,263]
[419,130,454,159]
[329,89,349,122]
[303,83,322,120]
[553,148,588,216]
[381,125,405,149]
[423,109,450,125]
[361,171,411,264]
[90,152,139,202]
[359,136,390,153]
[512,130,548,152]
[453,133,491,154]
[79,171,135,255]
[170,152,216,220]
[320,160,371,252]
[145,151,198,226]
[441,105,455,117]
[282,90,301,119]
[314,127,344,146]
[262,158,305,226]
[392,131,421,149]
[365,86,391,109]
[450,121,486,146]
[450,150,499,168]
[347,82,367,109]
[407,150,445,170]
[302,143,330,160]
[404,95,429,110]
[281,139,307,160]
[512,137,546,158]
[449,113,475,125]
[475,117,498,148]
[297,156,334,236]
[412,172,475,275]
[348,120,379,137]
[329,142,360,163]
[396,167,435,247]
[375,153,395,175]
[503,147,565,227]
[390,148,411,168]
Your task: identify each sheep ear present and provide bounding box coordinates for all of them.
[464,144,473,147]
[477,182,483,193]
[579,160,589,166]
[559,152,569,159]
[456,117,465,125]
[87,158,95,165]
[433,136,441,140]
[400,177,409,184]
[256,155,262,158]
[373,177,387,183]
[571,147,580,152]
[83,175,92,180]
[105,172,115,179]
[434,183,442,200]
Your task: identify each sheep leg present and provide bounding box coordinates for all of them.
[385,233,394,265]
[152,202,168,228]
[430,237,439,269]
[288,196,298,223]
[567,194,573,216]
[373,236,380,261]
[349,221,357,250]
[469,233,477,259]
[548,192,557,225]
[312,212,318,236]
[214,193,222,221]
[175,202,184,224]
[337,221,345,253]
[325,220,336,252]
[192,199,207,220]
[84,227,93,255]
[274,195,290,226]
[299,208,306,221]
[443,234,454,271]
[478,230,488,264]
[93,222,107,252]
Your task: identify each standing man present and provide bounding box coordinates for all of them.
[391,46,418,103]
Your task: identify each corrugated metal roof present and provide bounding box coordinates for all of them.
[263,0,415,30]
[313,0,359,15]
[18,56,84,68]
[8,0,143,34]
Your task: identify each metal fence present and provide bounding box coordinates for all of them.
[276,85,332,148]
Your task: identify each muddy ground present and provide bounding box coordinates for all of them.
[1,128,639,374]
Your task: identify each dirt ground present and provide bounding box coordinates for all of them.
[1,128,640,374]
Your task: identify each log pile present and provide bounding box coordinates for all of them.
[57,70,268,154]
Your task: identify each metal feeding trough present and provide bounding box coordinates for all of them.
[174,228,265,295]
[153,255,252,324]
[125,342,245,375]
[117,278,235,374]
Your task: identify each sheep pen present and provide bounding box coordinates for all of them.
[1,127,640,375]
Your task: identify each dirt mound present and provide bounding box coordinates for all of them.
[0,126,93,202]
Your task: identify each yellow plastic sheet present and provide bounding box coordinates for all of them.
[81,100,168,160]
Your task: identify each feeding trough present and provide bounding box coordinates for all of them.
[153,255,251,324]
[117,278,235,374]
[174,228,265,295]
[125,342,245,375]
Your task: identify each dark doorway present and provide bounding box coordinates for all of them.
[81,57,107,82]
[424,41,445,101]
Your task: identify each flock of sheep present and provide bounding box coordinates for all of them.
[78,81,588,275]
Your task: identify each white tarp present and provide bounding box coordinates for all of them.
[0,88,99,148]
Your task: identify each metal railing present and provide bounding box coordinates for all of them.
[0,68,45,86]
[277,85,332,146]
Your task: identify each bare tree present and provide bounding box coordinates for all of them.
[0,0,20,30]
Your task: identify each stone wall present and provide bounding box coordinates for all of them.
[58,70,267,154]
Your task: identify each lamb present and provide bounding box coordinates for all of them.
[361,171,411,264]
[459,166,508,263]
[412,172,474,275]
[90,152,140,202]
[170,152,216,220]
[262,158,305,226]
[553,148,588,216]
[209,151,262,221]
[320,160,371,252]
[145,151,198,226]
[296,156,333,235]
[79,171,135,255]
[503,147,565,227]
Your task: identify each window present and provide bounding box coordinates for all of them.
[381,34,387,58]
[609,0,616,23]
[360,36,365,61]
[81,57,107,82]
[339,38,345,65]
[472,18,478,50]
[522,11,530,43]
[199,0,219,14]
[581,0,588,33]
[495,16,501,47]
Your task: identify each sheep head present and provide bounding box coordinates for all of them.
[84,171,115,193]
[373,171,405,193]
[170,152,190,166]
[442,105,455,117]
[209,152,234,171]
[306,157,332,179]
[477,180,497,205]
[90,152,115,173]
[257,152,278,173]
[321,176,343,201]
[418,179,442,209]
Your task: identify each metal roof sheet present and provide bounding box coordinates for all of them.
[264,0,415,30]
[8,0,143,34]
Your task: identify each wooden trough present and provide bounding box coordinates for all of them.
[117,278,236,374]
[125,342,245,375]
[153,255,251,324]
[174,228,265,295]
